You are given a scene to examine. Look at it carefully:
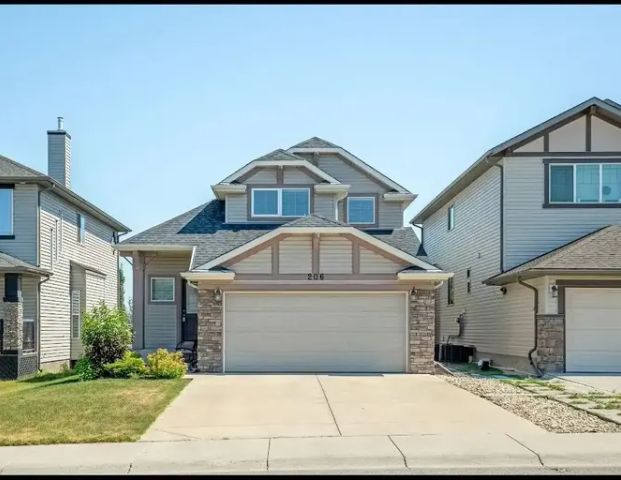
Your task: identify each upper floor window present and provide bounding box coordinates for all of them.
[447,205,455,230]
[347,197,375,224]
[549,163,621,204]
[251,188,309,217]
[0,186,14,236]
[77,213,86,243]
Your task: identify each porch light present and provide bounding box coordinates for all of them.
[214,288,223,302]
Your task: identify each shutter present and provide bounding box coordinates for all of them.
[71,290,81,339]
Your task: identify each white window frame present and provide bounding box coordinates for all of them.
[251,188,310,217]
[347,196,376,225]
[71,290,81,339]
[59,211,64,255]
[150,277,176,303]
[0,187,14,236]
[549,162,621,204]
[77,213,86,244]
[447,205,455,231]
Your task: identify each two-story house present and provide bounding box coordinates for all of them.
[0,118,129,379]
[413,97,621,374]
[117,137,452,373]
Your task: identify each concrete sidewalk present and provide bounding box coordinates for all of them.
[0,433,621,474]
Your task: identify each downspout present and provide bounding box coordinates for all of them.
[517,276,543,377]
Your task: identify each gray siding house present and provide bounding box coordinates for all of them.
[413,97,621,374]
[0,119,129,379]
[117,138,452,373]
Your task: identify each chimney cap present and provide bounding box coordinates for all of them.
[57,116,64,130]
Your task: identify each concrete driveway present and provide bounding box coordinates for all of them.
[143,374,542,441]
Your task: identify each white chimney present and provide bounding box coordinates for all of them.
[47,116,71,188]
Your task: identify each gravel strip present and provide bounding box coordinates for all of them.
[444,375,621,433]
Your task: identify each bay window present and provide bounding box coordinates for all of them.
[251,188,310,217]
[548,162,621,205]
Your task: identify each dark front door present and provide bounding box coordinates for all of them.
[181,281,198,342]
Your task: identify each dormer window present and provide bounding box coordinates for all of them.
[251,188,310,217]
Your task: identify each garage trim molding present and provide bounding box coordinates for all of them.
[221,290,410,373]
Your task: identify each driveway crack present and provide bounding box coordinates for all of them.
[315,375,342,436]
[505,433,544,467]
[388,435,408,469]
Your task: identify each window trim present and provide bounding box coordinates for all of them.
[447,205,455,231]
[250,187,310,218]
[77,213,86,244]
[447,276,455,305]
[544,158,621,208]
[150,276,176,303]
[22,318,35,352]
[346,196,376,225]
[0,185,14,237]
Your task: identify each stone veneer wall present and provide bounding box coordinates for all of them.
[2,302,23,351]
[197,287,223,373]
[536,314,565,373]
[409,288,436,374]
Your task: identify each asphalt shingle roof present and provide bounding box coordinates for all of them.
[120,200,430,270]
[290,137,341,149]
[486,225,621,285]
[0,251,50,276]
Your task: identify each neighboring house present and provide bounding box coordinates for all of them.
[412,97,621,374]
[117,137,452,373]
[0,118,129,379]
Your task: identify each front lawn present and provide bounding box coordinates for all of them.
[0,372,189,446]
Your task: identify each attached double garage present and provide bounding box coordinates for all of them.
[565,287,621,373]
[223,291,409,373]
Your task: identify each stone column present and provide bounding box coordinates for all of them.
[409,288,436,374]
[197,286,223,373]
[536,314,565,373]
[2,273,23,352]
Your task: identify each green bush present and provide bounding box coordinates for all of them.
[146,349,187,379]
[104,351,147,378]
[75,357,97,381]
[81,303,133,375]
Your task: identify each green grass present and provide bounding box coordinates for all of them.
[0,372,189,446]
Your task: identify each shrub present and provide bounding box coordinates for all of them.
[75,357,97,381]
[81,303,133,375]
[104,351,147,378]
[146,349,187,379]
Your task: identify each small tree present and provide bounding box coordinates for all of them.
[118,261,126,313]
[81,303,133,375]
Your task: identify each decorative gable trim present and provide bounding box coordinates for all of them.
[218,159,341,187]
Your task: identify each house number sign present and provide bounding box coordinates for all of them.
[307,273,325,280]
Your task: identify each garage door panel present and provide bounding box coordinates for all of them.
[224,292,406,373]
[566,288,621,373]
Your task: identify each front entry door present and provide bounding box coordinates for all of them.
[181,281,198,342]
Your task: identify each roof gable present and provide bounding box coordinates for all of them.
[412,97,621,223]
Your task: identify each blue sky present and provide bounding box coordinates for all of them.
[1,5,620,302]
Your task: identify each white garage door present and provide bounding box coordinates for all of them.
[224,292,407,372]
[566,288,621,373]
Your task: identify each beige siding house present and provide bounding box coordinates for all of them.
[0,119,129,379]
[118,137,452,374]
[414,97,621,374]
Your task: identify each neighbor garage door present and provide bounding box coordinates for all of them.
[566,288,621,373]
[224,292,407,372]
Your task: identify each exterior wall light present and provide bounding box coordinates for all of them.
[214,288,223,302]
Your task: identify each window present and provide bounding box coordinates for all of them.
[549,163,621,204]
[150,277,175,302]
[59,212,64,255]
[71,290,81,339]
[54,220,59,262]
[347,197,375,224]
[77,213,86,243]
[23,319,35,351]
[251,188,310,217]
[447,277,454,305]
[0,187,14,236]
[466,268,471,294]
[447,205,455,230]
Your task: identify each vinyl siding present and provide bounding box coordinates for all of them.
[549,116,586,151]
[279,236,312,274]
[319,236,352,274]
[359,247,405,273]
[143,253,190,350]
[423,166,535,359]
[378,201,404,228]
[39,189,118,364]
[0,184,38,264]
[314,194,337,220]
[503,156,621,269]
[592,116,621,151]
[225,193,247,223]
[243,168,277,184]
[229,247,272,274]
[317,154,387,193]
[284,167,315,184]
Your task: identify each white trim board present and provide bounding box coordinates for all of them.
[218,159,341,185]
